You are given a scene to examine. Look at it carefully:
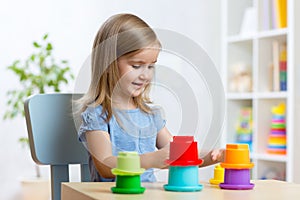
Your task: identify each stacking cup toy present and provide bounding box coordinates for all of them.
[165,136,203,166]
[165,166,201,192]
[209,164,225,185]
[164,136,203,192]
[111,152,145,194]
[220,144,254,190]
[112,151,145,175]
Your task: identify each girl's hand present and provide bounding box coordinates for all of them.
[152,144,170,169]
[211,148,225,162]
[141,144,170,169]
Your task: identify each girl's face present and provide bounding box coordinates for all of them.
[116,47,159,99]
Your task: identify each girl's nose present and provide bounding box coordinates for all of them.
[139,68,153,80]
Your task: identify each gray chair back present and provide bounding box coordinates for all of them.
[24,93,90,200]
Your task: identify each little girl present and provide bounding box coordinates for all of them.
[77,13,224,182]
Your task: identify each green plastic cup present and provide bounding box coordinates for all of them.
[112,152,145,175]
[111,152,146,194]
[111,175,145,194]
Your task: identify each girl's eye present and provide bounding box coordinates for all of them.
[132,65,141,69]
[132,65,155,69]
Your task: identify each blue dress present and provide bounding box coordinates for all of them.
[78,105,166,182]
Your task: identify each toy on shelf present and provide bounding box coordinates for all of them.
[209,164,225,185]
[267,103,286,155]
[164,136,203,192]
[235,107,253,151]
[229,62,252,93]
[220,144,254,190]
[111,151,145,194]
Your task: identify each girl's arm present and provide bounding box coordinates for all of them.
[156,126,173,149]
[86,130,116,178]
[85,127,173,178]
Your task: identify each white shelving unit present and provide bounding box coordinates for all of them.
[221,0,300,182]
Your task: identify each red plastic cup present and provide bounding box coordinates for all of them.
[166,136,203,166]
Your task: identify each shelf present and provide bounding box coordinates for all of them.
[222,0,299,182]
[257,28,288,39]
[252,153,288,162]
[227,92,288,100]
[255,92,288,99]
[227,35,253,43]
[227,28,288,43]
[226,92,253,99]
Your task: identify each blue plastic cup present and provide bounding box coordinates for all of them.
[164,166,203,192]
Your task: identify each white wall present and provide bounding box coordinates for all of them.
[0,0,221,199]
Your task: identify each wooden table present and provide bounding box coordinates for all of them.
[62,180,300,200]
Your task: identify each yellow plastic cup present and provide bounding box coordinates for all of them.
[209,164,224,185]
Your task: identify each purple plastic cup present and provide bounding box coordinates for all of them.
[219,169,254,190]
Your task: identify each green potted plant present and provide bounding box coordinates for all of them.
[4,33,74,141]
[3,33,74,200]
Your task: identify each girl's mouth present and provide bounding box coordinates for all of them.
[132,82,143,87]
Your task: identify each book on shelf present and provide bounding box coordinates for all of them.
[262,0,271,30]
[272,40,280,91]
[274,0,287,28]
[271,41,287,91]
[279,44,287,91]
[262,0,287,30]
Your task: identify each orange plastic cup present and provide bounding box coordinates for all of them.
[221,144,254,169]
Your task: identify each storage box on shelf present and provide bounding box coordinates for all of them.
[257,160,286,180]
[221,0,299,182]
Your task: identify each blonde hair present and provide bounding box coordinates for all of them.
[78,13,161,122]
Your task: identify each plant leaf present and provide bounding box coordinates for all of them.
[46,43,52,51]
[33,42,41,48]
[43,33,48,40]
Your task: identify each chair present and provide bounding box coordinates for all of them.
[24,93,90,200]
